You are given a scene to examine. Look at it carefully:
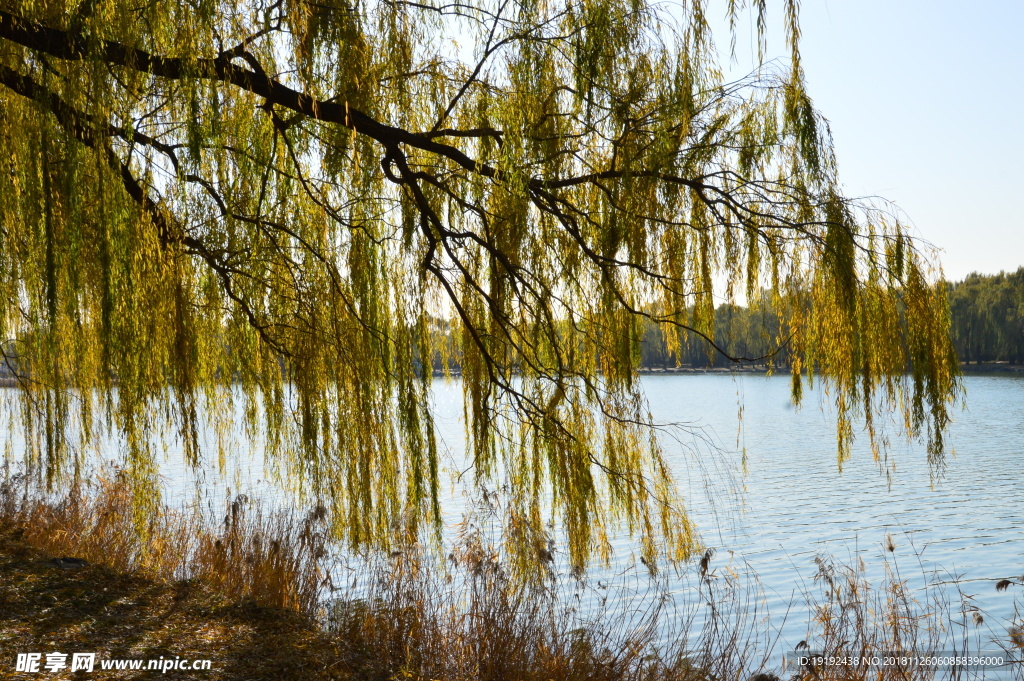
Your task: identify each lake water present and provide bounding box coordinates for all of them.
[4,374,1023,674]
[416,373,1024,673]
[430,373,1024,676]
[638,374,1024,668]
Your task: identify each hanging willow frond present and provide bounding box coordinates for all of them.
[0,0,958,569]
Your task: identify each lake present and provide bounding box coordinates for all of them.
[430,373,1024,671]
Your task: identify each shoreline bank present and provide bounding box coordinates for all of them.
[0,528,343,680]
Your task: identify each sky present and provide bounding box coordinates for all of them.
[722,0,1024,281]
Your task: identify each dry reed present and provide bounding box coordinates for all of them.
[0,469,327,612]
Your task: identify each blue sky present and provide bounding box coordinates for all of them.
[736,0,1024,281]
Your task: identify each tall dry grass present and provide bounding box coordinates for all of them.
[789,553,991,680]
[2,469,1022,681]
[0,469,328,612]
[323,536,1024,681]
[324,540,776,681]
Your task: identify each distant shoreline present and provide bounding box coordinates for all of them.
[436,362,1024,377]
[638,362,1024,375]
[957,361,1024,373]
[2,361,1020,389]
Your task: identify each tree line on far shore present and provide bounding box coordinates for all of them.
[946,268,1024,364]
[420,267,1023,374]
[637,268,1024,369]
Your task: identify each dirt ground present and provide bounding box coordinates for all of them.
[0,526,346,680]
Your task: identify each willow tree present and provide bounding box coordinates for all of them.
[0,0,958,569]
